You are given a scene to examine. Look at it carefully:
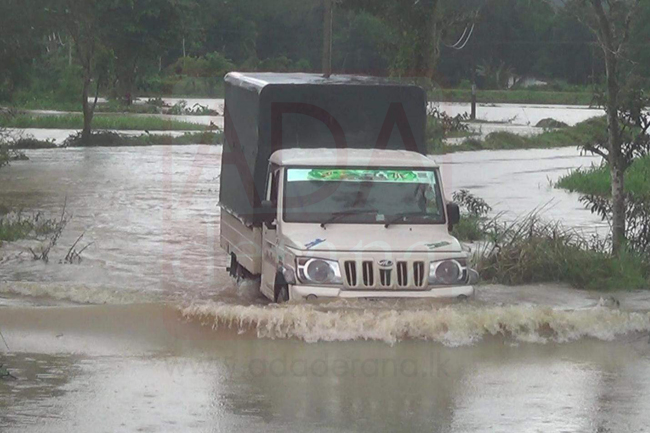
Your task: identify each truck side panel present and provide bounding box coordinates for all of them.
[220,209,263,275]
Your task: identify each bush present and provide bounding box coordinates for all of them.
[536,118,569,128]
[167,52,234,78]
[1,127,29,166]
[451,190,493,242]
[11,137,57,149]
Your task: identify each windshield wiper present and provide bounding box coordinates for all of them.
[320,208,378,229]
[384,211,434,228]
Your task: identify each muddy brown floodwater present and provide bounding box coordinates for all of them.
[1,145,650,432]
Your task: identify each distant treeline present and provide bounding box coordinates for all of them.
[1,0,650,104]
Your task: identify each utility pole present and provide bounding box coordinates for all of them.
[322,0,333,78]
[471,65,477,120]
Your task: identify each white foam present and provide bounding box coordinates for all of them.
[179,301,650,346]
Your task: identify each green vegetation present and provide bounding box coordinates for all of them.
[0,114,205,131]
[61,131,223,147]
[0,211,59,246]
[557,156,650,199]
[426,108,476,146]
[5,0,650,112]
[1,128,29,167]
[433,89,595,106]
[430,117,607,154]
[451,189,493,242]
[450,190,650,291]
[10,137,57,149]
[475,216,650,291]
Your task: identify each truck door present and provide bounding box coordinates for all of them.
[261,165,280,300]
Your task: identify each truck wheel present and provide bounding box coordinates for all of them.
[228,253,238,278]
[274,273,290,303]
[277,285,289,303]
[228,253,249,282]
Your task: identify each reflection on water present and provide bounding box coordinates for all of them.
[1,310,649,433]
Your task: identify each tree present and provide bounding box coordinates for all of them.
[103,0,194,102]
[49,0,113,143]
[342,0,479,80]
[559,0,645,253]
[0,0,48,100]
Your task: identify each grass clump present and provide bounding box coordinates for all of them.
[0,113,205,131]
[11,137,57,149]
[433,88,594,106]
[62,131,223,147]
[557,155,650,198]
[94,99,219,116]
[475,214,650,291]
[430,117,607,154]
[448,190,650,291]
[0,211,59,246]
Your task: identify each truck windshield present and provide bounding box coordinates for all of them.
[283,168,446,225]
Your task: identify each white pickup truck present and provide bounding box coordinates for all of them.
[219,72,477,302]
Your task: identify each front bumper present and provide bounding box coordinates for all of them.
[289,284,475,300]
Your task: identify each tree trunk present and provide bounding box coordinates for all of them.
[424,0,440,81]
[604,50,626,254]
[81,73,99,144]
[81,77,92,144]
[322,0,333,78]
[610,155,626,253]
[590,0,626,255]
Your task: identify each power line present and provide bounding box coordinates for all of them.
[450,23,475,50]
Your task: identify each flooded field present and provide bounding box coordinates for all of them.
[20,100,602,134]
[0,145,603,300]
[1,140,649,432]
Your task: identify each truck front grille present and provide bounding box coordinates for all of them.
[342,260,427,290]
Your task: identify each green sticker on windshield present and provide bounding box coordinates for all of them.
[287,168,434,184]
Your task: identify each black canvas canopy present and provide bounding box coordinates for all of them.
[219,72,428,225]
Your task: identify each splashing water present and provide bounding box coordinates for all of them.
[179,300,650,346]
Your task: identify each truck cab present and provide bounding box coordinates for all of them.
[219,72,477,301]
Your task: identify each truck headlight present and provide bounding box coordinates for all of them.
[297,257,342,285]
[429,259,467,286]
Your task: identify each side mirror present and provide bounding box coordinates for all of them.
[447,202,460,227]
[261,200,277,226]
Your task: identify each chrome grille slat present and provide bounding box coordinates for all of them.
[397,262,408,287]
[362,261,374,286]
[413,261,425,287]
[344,261,357,286]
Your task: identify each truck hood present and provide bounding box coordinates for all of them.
[282,224,462,253]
